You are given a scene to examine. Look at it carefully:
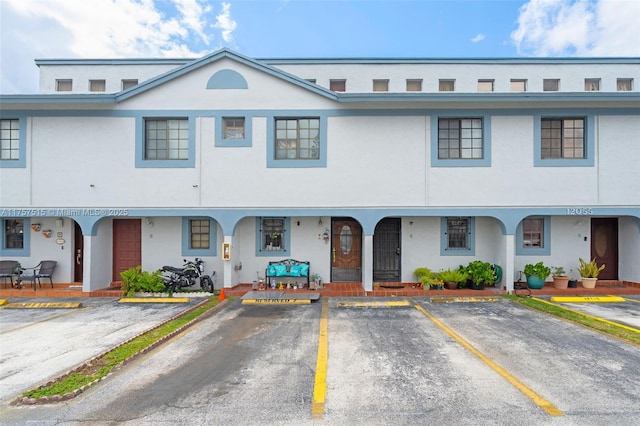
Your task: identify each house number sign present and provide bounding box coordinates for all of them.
[566,208,593,215]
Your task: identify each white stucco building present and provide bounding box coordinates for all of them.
[1,49,639,292]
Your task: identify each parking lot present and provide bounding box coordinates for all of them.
[1,295,639,425]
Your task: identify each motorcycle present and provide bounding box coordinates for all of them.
[161,258,215,293]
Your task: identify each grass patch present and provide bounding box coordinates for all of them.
[503,295,640,347]
[22,297,226,400]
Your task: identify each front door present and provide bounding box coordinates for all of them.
[373,218,401,282]
[591,218,618,280]
[73,221,83,282]
[331,218,362,282]
[112,219,142,281]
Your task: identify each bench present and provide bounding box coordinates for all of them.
[265,259,310,288]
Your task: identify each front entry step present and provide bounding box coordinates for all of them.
[241,291,320,304]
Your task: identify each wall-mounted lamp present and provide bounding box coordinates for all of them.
[89,184,95,188]
[409,221,414,226]
[145,217,154,227]
[192,184,199,188]
[55,218,63,228]
[318,218,323,227]
[297,220,301,227]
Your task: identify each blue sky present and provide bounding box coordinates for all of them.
[1,0,639,94]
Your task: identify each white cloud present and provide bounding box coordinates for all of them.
[511,0,640,56]
[471,34,485,43]
[0,0,236,93]
[213,2,237,43]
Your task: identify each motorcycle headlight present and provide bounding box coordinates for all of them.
[199,264,204,272]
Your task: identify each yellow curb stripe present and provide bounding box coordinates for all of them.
[550,296,625,303]
[119,298,190,303]
[242,299,311,305]
[0,299,8,306]
[411,300,564,417]
[532,297,640,334]
[312,298,329,419]
[336,300,410,308]
[624,297,640,304]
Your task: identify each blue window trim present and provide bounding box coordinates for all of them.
[534,114,594,167]
[266,114,327,168]
[135,116,196,168]
[181,217,217,256]
[255,217,290,256]
[1,217,30,256]
[431,114,492,167]
[440,217,475,256]
[516,216,551,255]
[0,116,27,168]
[215,115,253,147]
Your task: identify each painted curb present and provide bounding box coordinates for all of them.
[119,297,190,303]
[550,295,625,303]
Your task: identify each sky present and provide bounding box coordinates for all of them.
[1,0,639,94]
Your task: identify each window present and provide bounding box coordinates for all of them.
[3,219,24,249]
[441,217,475,255]
[275,118,320,160]
[257,217,290,255]
[522,218,543,248]
[617,78,633,91]
[144,118,189,160]
[181,218,216,256]
[56,79,72,91]
[438,118,483,159]
[122,79,138,90]
[439,80,455,92]
[516,216,550,255]
[585,78,600,91]
[406,79,422,92]
[189,219,210,249]
[330,80,346,92]
[541,117,585,159]
[1,119,19,160]
[89,80,106,92]
[477,80,494,92]
[510,79,527,92]
[373,79,389,92]
[543,79,559,91]
[223,117,245,140]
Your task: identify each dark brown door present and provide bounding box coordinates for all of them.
[73,221,83,282]
[373,218,401,282]
[113,219,142,281]
[591,218,618,280]
[331,218,362,282]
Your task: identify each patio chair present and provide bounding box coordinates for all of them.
[0,260,19,287]
[17,261,57,289]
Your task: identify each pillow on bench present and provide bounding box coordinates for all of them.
[267,264,288,277]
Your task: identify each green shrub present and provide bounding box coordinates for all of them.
[120,266,166,297]
[460,261,497,285]
[524,262,551,279]
[438,268,467,284]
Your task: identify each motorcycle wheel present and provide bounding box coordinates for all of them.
[201,276,214,293]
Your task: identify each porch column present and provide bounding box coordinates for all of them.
[222,235,233,288]
[362,234,374,292]
[81,235,95,292]
[504,234,516,293]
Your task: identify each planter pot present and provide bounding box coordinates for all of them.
[525,275,546,289]
[553,276,569,289]
[445,281,458,290]
[568,280,578,288]
[434,285,443,290]
[469,282,485,290]
[581,277,598,289]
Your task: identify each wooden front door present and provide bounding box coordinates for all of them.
[331,218,362,282]
[73,221,83,282]
[591,218,618,280]
[373,218,401,282]
[113,219,142,281]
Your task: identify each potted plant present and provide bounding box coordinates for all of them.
[438,268,467,290]
[462,261,496,290]
[578,258,605,289]
[414,267,433,290]
[551,266,569,289]
[523,262,551,289]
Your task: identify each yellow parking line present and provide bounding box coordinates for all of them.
[312,298,329,419]
[550,296,625,303]
[624,297,640,304]
[532,297,640,334]
[411,300,564,417]
[336,300,410,308]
